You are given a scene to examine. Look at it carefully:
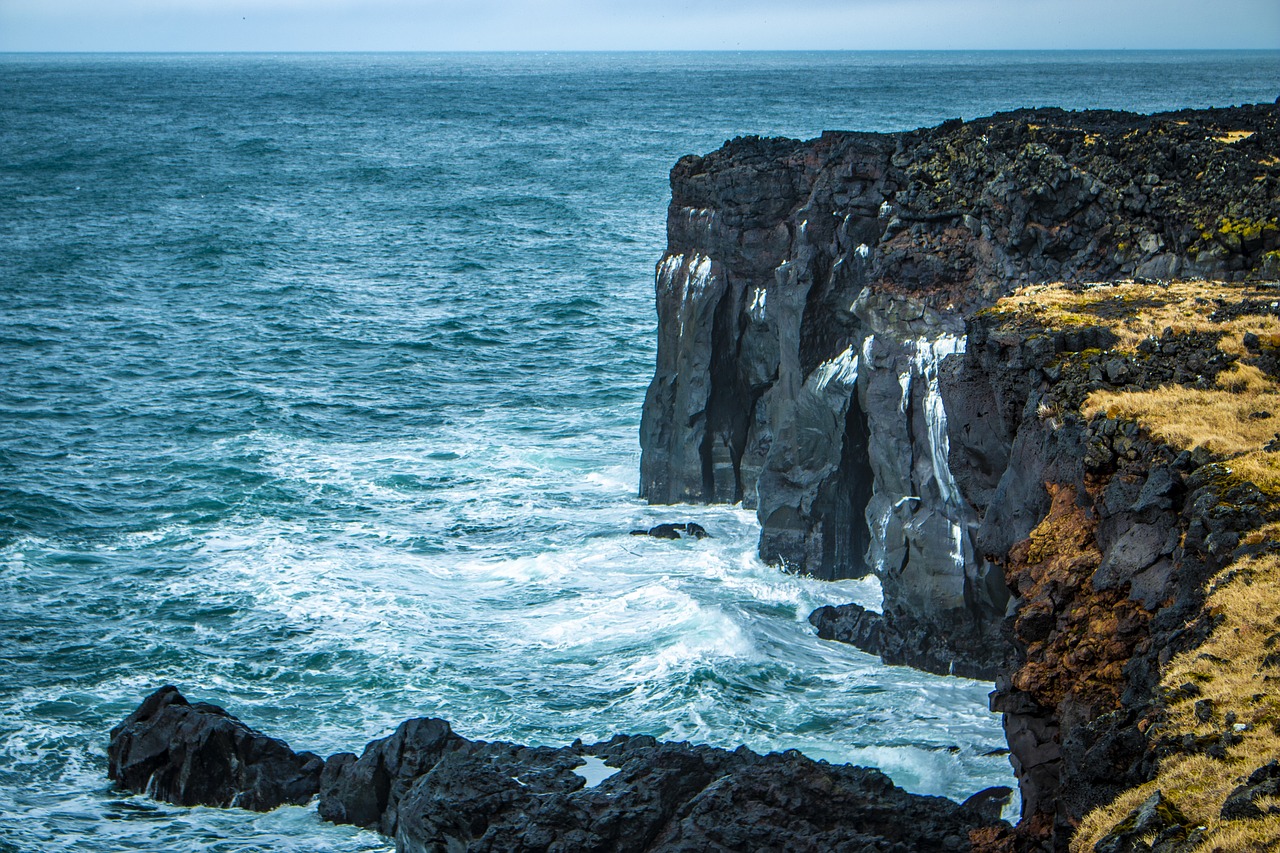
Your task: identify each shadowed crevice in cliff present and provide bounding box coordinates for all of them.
[759,384,875,580]
[702,270,753,503]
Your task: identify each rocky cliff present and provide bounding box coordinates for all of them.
[639,103,1280,850]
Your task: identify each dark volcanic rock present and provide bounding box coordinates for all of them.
[333,731,1007,853]
[962,786,1015,825]
[1093,790,1191,853]
[637,102,1280,851]
[809,601,884,655]
[342,727,1005,852]
[112,691,1007,852]
[629,522,710,540]
[638,103,1280,681]
[319,716,463,835]
[1220,760,1280,820]
[107,686,323,811]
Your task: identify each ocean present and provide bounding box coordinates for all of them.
[2,51,1277,851]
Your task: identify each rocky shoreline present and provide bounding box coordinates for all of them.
[107,102,1280,851]
[109,686,1009,852]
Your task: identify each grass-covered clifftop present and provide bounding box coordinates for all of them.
[643,101,1280,850]
[977,278,1280,851]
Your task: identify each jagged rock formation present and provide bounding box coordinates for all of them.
[638,104,1280,849]
[640,105,1278,676]
[108,687,1006,852]
[107,685,324,810]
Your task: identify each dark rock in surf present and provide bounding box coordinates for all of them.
[107,686,322,811]
[961,786,1014,824]
[318,716,462,835]
[629,522,710,540]
[809,602,884,656]
[112,690,1007,852]
[324,729,1009,852]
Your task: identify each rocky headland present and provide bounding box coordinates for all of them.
[639,102,1280,850]
[108,102,1280,851]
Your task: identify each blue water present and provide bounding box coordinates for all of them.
[2,51,1278,852]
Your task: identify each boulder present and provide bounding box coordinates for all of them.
[107,686,323,811]
[1221,760,1280,820]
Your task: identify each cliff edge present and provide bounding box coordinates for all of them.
[638,103,1280,850]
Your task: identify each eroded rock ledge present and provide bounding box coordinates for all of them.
[108,686,1008,852]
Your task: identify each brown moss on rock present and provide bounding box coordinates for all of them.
[1006,483,1152,712]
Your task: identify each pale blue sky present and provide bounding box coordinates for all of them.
[1,0,1278,51]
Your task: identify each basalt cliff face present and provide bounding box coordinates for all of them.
[639,103,1280,850]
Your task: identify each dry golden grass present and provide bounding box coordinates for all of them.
[1073,550,1280,852]
[990,280,1280,353]
[1215,130,1257,144]
[1084,363,1280,458]
[989,279,1280,850]
[998,279,1280,503]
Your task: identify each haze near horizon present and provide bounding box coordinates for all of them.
[1,0,1278,52]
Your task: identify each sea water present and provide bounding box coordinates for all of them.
[2,51,1278,851]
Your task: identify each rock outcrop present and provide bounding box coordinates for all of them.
[638,104,1280,850]
[639,104,1279,681]
[109,688,1007,852]
[107,685,324,811]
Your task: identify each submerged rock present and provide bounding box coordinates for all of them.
[111,689,1007,852]
[107,685,323,811]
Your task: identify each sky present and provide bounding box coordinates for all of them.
[1,0,1278,52]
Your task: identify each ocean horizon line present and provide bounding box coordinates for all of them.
[3,47,1278,56]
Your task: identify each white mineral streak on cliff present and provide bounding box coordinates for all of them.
[906,334,968,582]
[810,345,859,393]
[911,334,966,510]
[681,206,716,239]
[861,331,971,606]
[686,254,714,298]
[657,253,684,296]
[659,253,716,340]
